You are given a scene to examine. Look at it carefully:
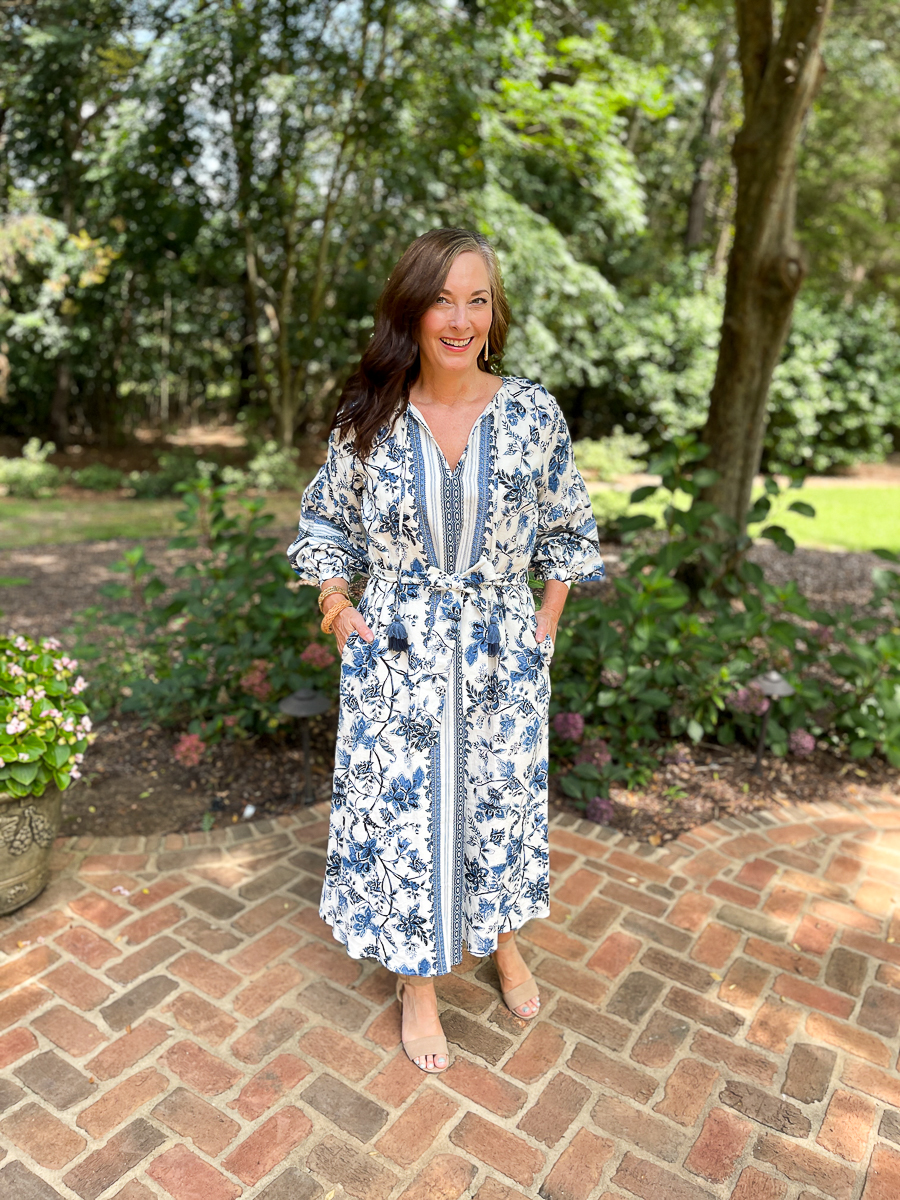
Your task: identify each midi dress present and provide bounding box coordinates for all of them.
[288,377,605,976]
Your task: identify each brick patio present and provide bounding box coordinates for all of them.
[1,792,900,1199]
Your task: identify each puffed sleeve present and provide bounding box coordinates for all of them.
[287,429,370,584]
[530,390,606,585]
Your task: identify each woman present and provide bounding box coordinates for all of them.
[288,228,605,1073]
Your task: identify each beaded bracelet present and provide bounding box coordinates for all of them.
[321,595,353,636]
[318,583,350,614]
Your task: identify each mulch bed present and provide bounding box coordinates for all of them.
[6,532,898,841]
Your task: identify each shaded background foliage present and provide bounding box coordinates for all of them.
[1,0,898,467]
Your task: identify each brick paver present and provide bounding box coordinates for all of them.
[0,793,899,1197]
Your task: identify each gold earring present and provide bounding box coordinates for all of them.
[484,336,490,362]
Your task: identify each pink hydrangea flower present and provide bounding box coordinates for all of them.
[586,795,615,825]
[789,728,816,757]
[223,714,239,728]
[301,643,336,669]
[240,660,273,701]
[729,685,770,716]
[553,712,585,741]
[173,732,205,768]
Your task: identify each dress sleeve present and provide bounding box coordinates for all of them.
[530,391,606,585]
[287,429,370,584]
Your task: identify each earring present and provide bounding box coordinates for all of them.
[484,335,490,362]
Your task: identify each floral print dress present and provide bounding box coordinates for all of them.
[288,377,605,976]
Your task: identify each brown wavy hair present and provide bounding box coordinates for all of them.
[331,228,511,460]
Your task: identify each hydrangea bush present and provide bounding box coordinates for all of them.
[550,435,900,805]
[70,474,334,745]
[0,634,90,797]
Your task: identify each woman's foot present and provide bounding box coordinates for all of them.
[494,933,540,1018]
[397,978,449,1072]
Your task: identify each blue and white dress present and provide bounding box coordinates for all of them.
[288,377,605,976]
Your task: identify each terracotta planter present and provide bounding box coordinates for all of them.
[0,788,60,915]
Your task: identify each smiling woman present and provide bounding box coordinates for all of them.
[287,228,605,1074]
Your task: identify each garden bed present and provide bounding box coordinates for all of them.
[5,534,898,841]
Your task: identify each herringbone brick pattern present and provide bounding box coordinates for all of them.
[1,793,899,1199]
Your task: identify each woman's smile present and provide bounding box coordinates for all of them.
[439,336,474,351]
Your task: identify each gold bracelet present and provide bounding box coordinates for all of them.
[318,584,350,614]
[321,595,353,635]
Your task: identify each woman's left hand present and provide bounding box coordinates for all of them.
[535,607,559,644]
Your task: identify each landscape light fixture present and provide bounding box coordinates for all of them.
[278,688,331,805]
[751,669,795,776]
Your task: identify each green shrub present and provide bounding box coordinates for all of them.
[573,427,648,481]
[552,436,900,803]
[128,452,209,498]
[221,440,303,493]
[0,438,60,497]
[575,275,900,473]
[72,462,126,491]
[71,474,336,739]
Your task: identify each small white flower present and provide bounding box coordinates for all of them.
[71,676,88,695]
[42,637,61,650]
[18,752,29,762]
[74,752,84,764]
[7,664,24,677]
[69,766,81,780]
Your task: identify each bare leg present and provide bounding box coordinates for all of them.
[397,975,448,1071]
[494,930,540,1017]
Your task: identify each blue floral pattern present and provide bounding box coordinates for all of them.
[288,377,605,975]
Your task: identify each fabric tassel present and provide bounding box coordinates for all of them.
[387,615,409,652]
[485,609,500,657]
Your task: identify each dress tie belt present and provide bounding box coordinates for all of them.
[371,562,530,654]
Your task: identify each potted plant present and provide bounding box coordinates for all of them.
[0,633,89,914]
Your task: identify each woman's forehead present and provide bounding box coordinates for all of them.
[441,251,491,293]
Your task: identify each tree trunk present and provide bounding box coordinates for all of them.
[50,355,71,448]
[685,24,732,252]
[700,0,833,529]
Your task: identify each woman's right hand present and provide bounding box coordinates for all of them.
[331,604,375,654]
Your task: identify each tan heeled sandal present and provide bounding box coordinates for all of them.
[500,976,541,1020]
[494,939,541,1020]
[395,976,450,1073]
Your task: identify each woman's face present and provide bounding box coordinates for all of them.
[416,251,493,377]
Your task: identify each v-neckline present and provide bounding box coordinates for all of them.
[408,379,506,475]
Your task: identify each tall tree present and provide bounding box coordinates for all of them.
[700,0,833,527]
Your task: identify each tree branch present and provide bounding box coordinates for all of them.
[735,0,773,113]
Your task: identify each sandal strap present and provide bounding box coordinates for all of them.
[402,1034,449,1059]
[502,977,539,1010]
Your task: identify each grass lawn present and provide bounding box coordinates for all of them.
[587,483,900,553]
[0,486,895,554]
[0,494,305,550]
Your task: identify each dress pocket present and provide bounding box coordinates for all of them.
[537,633,554,662]
[341,630,360,660]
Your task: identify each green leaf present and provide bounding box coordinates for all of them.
[787,501,816,518]
[686,719,704,744]
[691,468,719,488]
[616,514,657,533]
[10,761,39,785]
[560,773,586,799]
[571,762,602,781]
[44,744,72,768]
[629,485,658,503]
